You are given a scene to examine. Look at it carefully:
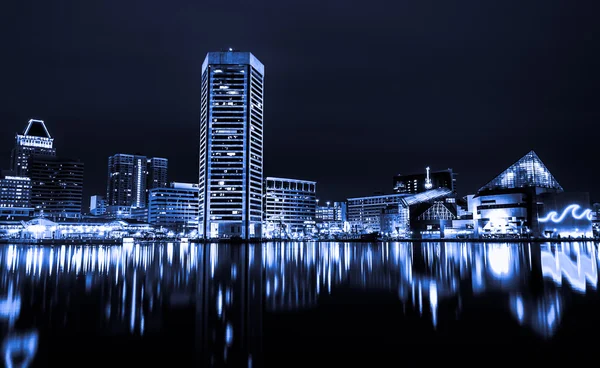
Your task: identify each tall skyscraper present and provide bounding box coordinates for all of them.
[10,119,56,176]
[7,119,84,220]
[199,50,264,240]
[107,154,168,209]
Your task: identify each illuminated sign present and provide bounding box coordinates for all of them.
[3,176,30,181]
[538,204,593,223]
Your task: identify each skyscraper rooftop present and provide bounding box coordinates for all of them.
[22,119,52,139]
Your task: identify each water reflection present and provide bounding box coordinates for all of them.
[0,241,598,365]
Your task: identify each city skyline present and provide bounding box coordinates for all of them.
[2,1,600,204]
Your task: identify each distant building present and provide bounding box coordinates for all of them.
[148,182,200,233]
[147,157,168,192]
[30,156,84,220]
[10,119,56,176]
[199,50,264,239]
[107,154,167,209]
[349,188,454,235]
[347,193,409,233]
[0,174,33,219]
[393,167,456,194]
[264,177,316,238]
[90,195,107,216]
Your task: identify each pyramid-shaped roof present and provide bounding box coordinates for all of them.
[478,150,563,192]
[23,119,51,138]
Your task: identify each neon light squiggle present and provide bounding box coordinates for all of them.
[538,204,593,223]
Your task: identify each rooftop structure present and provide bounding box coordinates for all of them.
[478,151,563,193]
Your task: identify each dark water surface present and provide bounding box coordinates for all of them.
[1,241,599,366]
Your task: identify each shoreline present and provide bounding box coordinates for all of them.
[0,237,596,245]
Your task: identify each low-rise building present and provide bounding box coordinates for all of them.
[147,182,199,233]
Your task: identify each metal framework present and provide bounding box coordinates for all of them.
[417,201,456,221]
[479,150,563,192]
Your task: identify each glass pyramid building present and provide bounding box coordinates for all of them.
[478,150,563,192]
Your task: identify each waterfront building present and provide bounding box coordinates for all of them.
[393,167,456,194]
[471,150,592,238]
[148,182,200,233]
[29,157,84,220]
[0,174,33,219]
[315,201,347,235]
[347,193,409,233]
[199,50,264,239]
[264,177,316,238]
[10,119,56,176]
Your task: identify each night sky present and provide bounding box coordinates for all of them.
[2,0,599,208]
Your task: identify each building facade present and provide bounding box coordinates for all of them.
[199,50,264,239]
[30,157,84,220]
[148,182,200,233]
[107,154,167,209]
[471,150,592,239]
[347,193,410,233]
[10,119,56,176]
[90,195,107,216]
[0,174,33,218]
[147,157,168,192]
[264,177,316,238]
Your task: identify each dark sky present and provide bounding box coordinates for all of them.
[1,0,599,208]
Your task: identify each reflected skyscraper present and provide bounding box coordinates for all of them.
[0,241,599,365]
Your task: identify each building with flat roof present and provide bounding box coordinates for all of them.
[199,50,264,240]
[264,177,316,238]
[148,182,200,233]
[0,174,33,219]
[347,193,409,233]
[29,156,84,220]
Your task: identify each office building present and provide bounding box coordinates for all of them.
[347,193,410,233]
[90,195,107,216]
[147,157,168,191]
[199,50,264,239]
[0,174,33,218]
[30,157,84,219]
[148,182,200,233]
[107,154,167,209]
[393,167,456,194]
[10,119,56,176]
[264,177,316,238]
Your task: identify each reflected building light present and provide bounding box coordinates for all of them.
[225,323,233,347]
[509,294,525,324]
[487,245,511,278]
[540,245,598,293]
[430,282,438,328]
[217,288,223,317]
[0,286,21,327]
[130,269,136,333]
[1,330,39,368]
